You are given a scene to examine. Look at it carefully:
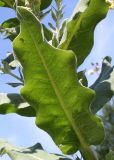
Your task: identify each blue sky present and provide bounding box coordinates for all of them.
[0,1,114,160]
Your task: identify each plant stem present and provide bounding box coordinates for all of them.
[80,146,98,160]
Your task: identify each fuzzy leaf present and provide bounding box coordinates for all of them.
[90,57,114,113]
[0,139,70,160]
[0,93,35,117]
[59,0,109,66]
[13,7,104,155]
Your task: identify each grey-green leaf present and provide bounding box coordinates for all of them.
[59,0,109,66]
[0,139,70,160]
[106,150,114,160]
[2,53,18,69]
[0,93,35,117]
[90,57,114,113]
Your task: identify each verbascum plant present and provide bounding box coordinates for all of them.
[0,0,114,159]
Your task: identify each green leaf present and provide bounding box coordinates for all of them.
[2,53,21,72]
[42,24,53,41]
[0,0,24,8]
[13,7,104,157]
[2,53,14,65]
[2,53,16,69]
[0,93,35,117]
[106,150,114,160]
[2,18,19,28]
[6,82,23,87]
[90,57,114,113]
[0,18,20,41]
[48,22,56,31]
[0,139,70,160]
[59,0,109,66]
[58,20,67,42]
[40,9,51,20]
[40,0,52,10]
[52,34,59,47]
[77,71,88,87]
[0,0,14,8]
[1,61,11,74]
[51,10,57,22]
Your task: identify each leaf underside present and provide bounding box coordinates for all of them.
[91,57,114,113]
[0,139,70,160]
[59,0,109,67]
[0,93,35,117]
[13,7,105,154]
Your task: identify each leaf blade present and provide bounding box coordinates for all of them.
[40,0,52,10]
[0,93,35,117]
[59,0,109,66]
[13,7,104,155]
[0,139,70,160]
[90,57,114,113]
